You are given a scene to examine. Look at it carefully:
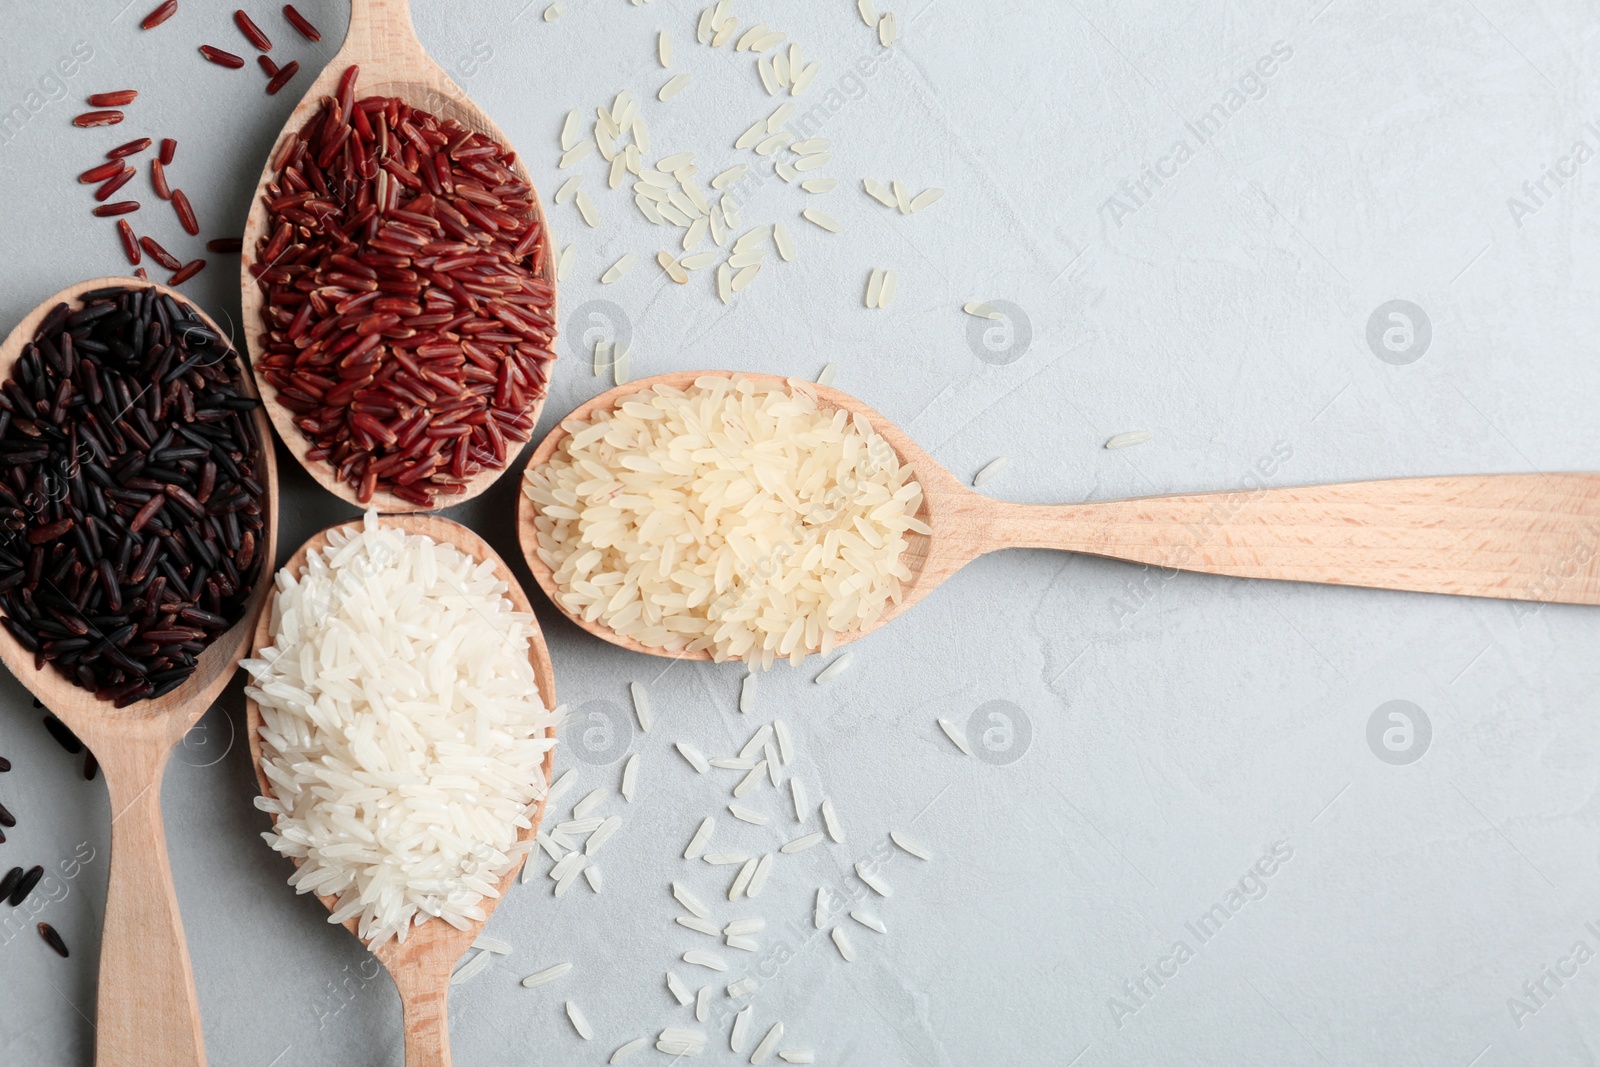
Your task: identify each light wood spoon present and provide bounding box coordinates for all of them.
[244,514,556,1067]
[0,278,279,1066]
[239,0,556,513]
[518,370,1600,661]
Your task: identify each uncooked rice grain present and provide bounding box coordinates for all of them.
[248,514,557,949]
[781,832,824,854]
[790,778,808,820]
[678,915,720,936]
[574,789,608,818]
[729,857,757,899]
[667,970,694,1005]
[683,950,727,971]
[739,724,774,761]
[831,926,856,961]
[740,673,757,713]
[567,1001,594,1039]
[621,754,639,801]
[890,830,931,859]
[705,852,749,865]
[814,887,829,929]
[630,681,654,732]
[973,456,1010,486]
[939,717,975,756]
[734,761,767,798]
[732,1006,753,1052]
[821,798,843,842]
[1105,430,1153,450]
[522,961,573,987]
[677,742,712,773]
[585,815,621,855]
[726,934,759,951]
[611,1037,649,1063]
[752,1021,785,1064]
[747,852,774,897]
[850,909,887,933]
[814,653,853,684]
[584,865,604,891]
[855,861,892,897]
[729,804,768,825]
[729,977,759,998]
[685,817,715,860]
[773,719,793,764]
[674,880,711,917]
[779,1053,816,1065]
[451,950,493,984]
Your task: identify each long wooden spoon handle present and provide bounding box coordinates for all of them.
[395,970,452,1067]
[344,0,417,53]
[978,473,1600,604]
[98,754,206,1067]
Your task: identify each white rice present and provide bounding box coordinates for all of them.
[676,742,712,773]
[657,1029,706,1055]
[450,949,493,985]
[857,0,877,25]
[854,861,892,897]
[728,856,758,899]
[850,909,887,934]
[630,680,653,732]
[800,177,835,193]
[938,717,975,756]
[592,339,611,377]
[473,935,513,955]
[734,761,767,798]
[752,1022,785,1064]
[863,178,895,207]
[728,977,759,998]
[792,62,820,94]
[677,915,720,936]
[865,269,884,308]
[878,11,897,45]
[658,30,672,67]
[963,301,1002,319]
[583,865,604,892]
[878,269,898,308]
[674,880,711,918]
[725,918,765,936]
[557,243,576,281]
[666,970,694,1005]
[559,141,594,169]
[747,852,774,897]
[820,798,843,843]
[890,830,931,860]
[764,743,781,786]
[685,817,715,860]
[779,1053,815,1065]
[575,188,600,227]
[726,934,760,952]
[553,858,586,896]
[585,815,621,855]
[574,788,608,818]
[1105,430,1153,450]
[712,757,755,771]
[731,1006,753,1052]
[973,456,1010,486]
[601,252,637,284]
[247,513,557,949]
[705,851,749,865]
[683,950,728,971]
[658,251,689,284]
[556,818,602,836]
[610,1036,648,1063]
[696,984,712,1022]
[739,672,757,714]
[729,804,768,825]
[522,961,572,988]
[891,179,910,214]
[773,222,795,262]
[566,1001,593,1039]
[814,653,853,684]
[739,724,774,761]
[681,251,720,270]
[831,926,856,962]
[759,56,779,94]
[712,165,749,189]
[731,264,761,292]
[561,109,581,150]
[542,3,562,22]
[814,887,829,929]
[781,832,824,854]
[816,362,836,386]
[802,207,840,232]
[772,719,793,764]
[555,174,582,205]
[909,188,944,212]
[621,754,639,801]
[790,778,807,820]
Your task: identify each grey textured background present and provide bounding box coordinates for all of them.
[2,1,1599,1064]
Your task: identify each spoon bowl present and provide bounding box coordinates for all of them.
[0,277,278,1066]
[240,0,556,513]
[245,513,556,1067]
[518,370,1600,662]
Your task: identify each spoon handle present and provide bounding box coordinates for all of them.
[97,749,206,1066]
[394,966,453,1067]
[344,0,418,57]
[977,473,1600,604]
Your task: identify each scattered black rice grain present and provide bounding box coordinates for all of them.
[0,755,10,771]
[38,922,69,957]
[43,715,83,754]
[0,801,13,828]
[0,285,269,705]
[8,865,43,906]
[0,867,21,899]
[83,750,98,781]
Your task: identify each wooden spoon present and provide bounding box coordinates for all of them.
[239,0,556,513]
[518,370,1600,661]
[0,278,279,1066]
[244,514,557,1067]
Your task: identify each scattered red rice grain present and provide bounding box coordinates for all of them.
[265,60,300,95]
[88,90,139,107]
[171,188,200,235]
[73,110,124,128]
[79,159,126,184]
[95,166,138,202]
[117,220,141,265]
[251,65,554,507]
[141,0,178,30]
[207,237,244,253]
[259,55,280,78]
[135,267,150,279]
[234,9,273,51]
[283,4,321,42]
[107,137,153,159]
[140,236,182,270]
[200,45,245,68]
[160,138,177,165]
[152,158,172,199]
[38,923,69,958]
[93,201,140,217]
[169,259,207,285]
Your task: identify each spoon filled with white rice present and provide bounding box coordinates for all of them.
[244,511,558,1062]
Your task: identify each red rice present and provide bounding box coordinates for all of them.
[152,158,172,200]
[169,259,207,285]
[200,45,245,69]
[171,188,199,235]
[79,159,126,184]
[265,60,299,95]
[73,111,124,128]
[108,137,153,159]
[93,202,140,217]
[250,65,555,506]
[160,138,177,165]
[88,91,138,107]
[234,9,273,50]
[95,167,137,202]
[117,220,141,265]
[140,236,182,270]
[141,1,177,30]
[283,5,321,42]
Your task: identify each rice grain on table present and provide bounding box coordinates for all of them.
[850,909,887,933]
[781,832,824,853]
[630,681,654,732]
[855,861,892,897]
[729,857,758,899]
[678,915,720,936]
[790,779,808,821]
[730,804,769,825]
[890,830,931,859]
[696,984,712,1021]
[739,725,774,761]
[752,1022,785,1064]
[450,950,493,985]
[683,950,728,971]
[667,970,694,1005]
[973,456,1011,486]
[674,880,711,918]
[821,799,844,842]
[747,852,774,897]
[621,754,640,801]
[583,865,604,891]
[1105,430,1153,450]
[831,926,856,961]
[685,817,715,860]
[712,758,755,771]
[779,1053,816,1065]
[773,720,793,765]
[939,717,976,756]
[732,1006,753,1052]
[586,815,622,855]
[658,1028,708,1055]
[574,789,608,819]
[566,1001,594,1039]
[705,852,750,865]
[726,934,759,951]
[814,887,830,929]
[740,673,757,714]
[729,977,759,998]
[734,762,767,798]
[677,742,712,773]
[725,918,765,936]
[909,188,944,212]
[611,1037,649,1063]
[473,935,513,955]
[247,514,557,948]
[522,961,573,988]
[814,653,853,684]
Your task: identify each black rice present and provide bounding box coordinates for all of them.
[0,866,21,899]
[38,922,70,957]
[7,864,43,906]
[0,801,13,827]
[0,285,269,706]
